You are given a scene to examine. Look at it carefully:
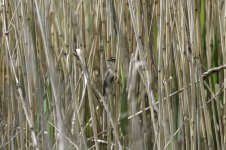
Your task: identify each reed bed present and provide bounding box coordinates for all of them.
[0,0,226,149]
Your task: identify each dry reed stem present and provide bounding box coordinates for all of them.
[1,0,226,149]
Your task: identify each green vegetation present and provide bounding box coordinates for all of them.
[1,0,226,149]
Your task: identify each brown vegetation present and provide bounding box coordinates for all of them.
[0,0,226,149]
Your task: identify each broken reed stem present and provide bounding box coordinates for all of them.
[202,64,226,79]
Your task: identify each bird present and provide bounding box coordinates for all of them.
[102,57,116,137]
[103,57,116,96]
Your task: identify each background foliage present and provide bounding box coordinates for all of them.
[0,0,226,149]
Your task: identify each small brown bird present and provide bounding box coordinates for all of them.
[103,57,116,96]
[102,57,116,135]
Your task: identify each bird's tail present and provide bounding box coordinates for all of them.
[102,95,108,139]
